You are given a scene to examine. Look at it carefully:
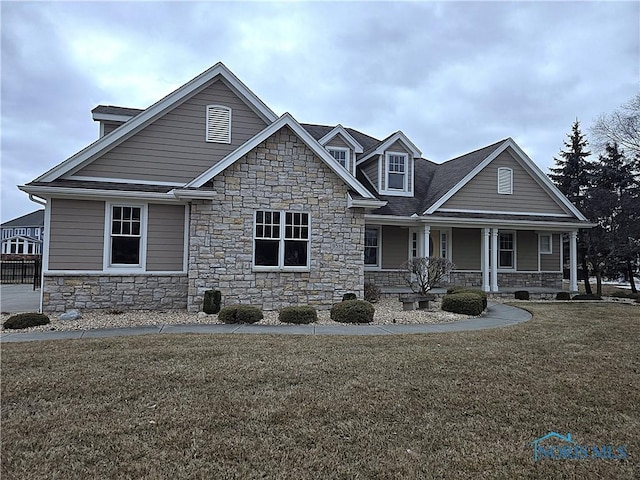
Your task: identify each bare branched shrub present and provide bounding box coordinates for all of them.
[403,257,455,295]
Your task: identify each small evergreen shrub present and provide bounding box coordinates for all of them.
[3,313,50,330]
[571,294,602,301]
[514,290,530,300]
[203,289,222,314]
[218,305,263,324]
[279,306,317,324]
[441,293,484,316]
[446,287,487,309]
[330,300,375,324]
[342,293,357,301]
[364,282,381,303]
[555,291,571,300]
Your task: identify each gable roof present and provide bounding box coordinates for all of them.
[187,113,378,200]
[1,210,45,228]
[91,105,143,122]
[357,131,422,164]
[317,125,364,153]
[301,123,380,152]
[35,63,278,183]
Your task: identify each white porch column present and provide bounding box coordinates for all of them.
[482,228,490,292]
[423,225,431,258]
[490,228,499,292]
[569,230,578,292]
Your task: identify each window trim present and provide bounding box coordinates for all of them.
[498,231,516,270]
[384,152,408,192]
[364,226,381,269]
[497,167,513,195]
[103,202,147,272]
[252,210,311,272]
[205,104,232,144]
[539,233,553,255]
[327,147,350,171]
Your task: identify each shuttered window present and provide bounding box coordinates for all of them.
[497,167,513,194]
[206,105,231,143]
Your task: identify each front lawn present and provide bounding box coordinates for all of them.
[1,303,638,479]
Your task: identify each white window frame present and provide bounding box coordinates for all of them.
[539,233,553,255]
[385,152,408,192]
[497,167,513,195]
[103,202,147,271]
[253,210,311,272]
[15,228,27,236]
[327,147,350,171]
[364,226,381,268]
[498,231,516,270]
[205,105,231,144]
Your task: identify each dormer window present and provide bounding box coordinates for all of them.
[328,147,349,171]
[206,105,231,143]
[386,152,407,190]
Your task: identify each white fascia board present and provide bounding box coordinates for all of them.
[19,185,181,203]
[436,208,572,217]
[187,113,377,199]
[319,125,364,153]
[346,193,387,209]
[36,62,278,183]
[363,214,422,226]
[91,112,134,122]
[416,214,594,230]
[356,131,422,165]
[171,189,218,199]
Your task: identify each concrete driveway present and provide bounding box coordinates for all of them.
[1,284,40,313]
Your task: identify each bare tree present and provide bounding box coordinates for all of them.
[590,94,640,156]
[403,257,455,295]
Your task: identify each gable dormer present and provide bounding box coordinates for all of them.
[318,125,364,177]
[356,131,421,197]
[92,106,142,138]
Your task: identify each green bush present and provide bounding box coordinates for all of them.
[342,293,357,301]
[571,294,602,301]
[446,287,487,309]
[218,305,263,324]
[203,289,222,314]
[441,293,484,316]
[330,300,375,324]
[3,312,50,330]
[364,282,380,303]
[279,306,317,324]
[610,290,640,299]
[514,290,530,300]
[555,291,571,300]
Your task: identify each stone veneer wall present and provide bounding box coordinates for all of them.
[187,126,366,312]
[449,272,483,288]
[364,270,406,289]
[497,272,562,289]
[42,274,188,313]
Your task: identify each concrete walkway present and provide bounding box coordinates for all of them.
[0,303,531,343]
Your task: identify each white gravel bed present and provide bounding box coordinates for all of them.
[1,298,469,333]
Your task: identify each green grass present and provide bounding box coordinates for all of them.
[2,303,639,479]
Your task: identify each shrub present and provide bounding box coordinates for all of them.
[278,306,317,324]
[446,287,487,309]
[571,294,602,301]
[342,293,357,301]
[441,293,484,316]
[403,256,456,295]
[330,300,375,324]
[3,313,50,330]
[203,289,222,314]
[514,290,530,300]
[364,282,381,303]
[610,291,640,299]
[555,291,571,300]
[218,305,263,324]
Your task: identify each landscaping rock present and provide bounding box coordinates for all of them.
[60,310,82,321]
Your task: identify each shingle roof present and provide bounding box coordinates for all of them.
[300,123,381,152]
[91,105,144,117]
[26,179,174,193]
[1,210,44,228]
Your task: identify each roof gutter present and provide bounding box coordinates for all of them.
[19,185,180,202]
[28,194,47,207]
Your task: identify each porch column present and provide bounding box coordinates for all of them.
[482,228,490,292]
[569,230,578,292]
[423,225,431,258]
[490,228,499,292]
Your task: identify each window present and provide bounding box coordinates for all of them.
[386,153,407,190]
[254,210,310,269]
[499,232,515,269]
[540,234,552,254]
[110,206,142,265]
[497,167,513,194]
[206,105,231,143]
[328,147,349,170]
[364,227,380,266]
[15,228,26,236]
[441,232,448,259]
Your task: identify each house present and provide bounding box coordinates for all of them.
[19,63,590,313]
[1,210,45,257]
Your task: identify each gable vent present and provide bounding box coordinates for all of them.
[206,105,231,143]
[497,167,513,194]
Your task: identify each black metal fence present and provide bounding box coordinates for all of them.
[1,258,42,289]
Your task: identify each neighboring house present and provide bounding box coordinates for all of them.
[20,63,590,313]
[1,210,45,257]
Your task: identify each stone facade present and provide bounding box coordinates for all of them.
[364,270,407,289]
[497,272,563,289]
[187,126,366,312]
[449,272,483,288]
[42,274,188,313]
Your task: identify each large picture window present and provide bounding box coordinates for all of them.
[364,227,380,266]
[110,206,142,265]
[254,210,310,269]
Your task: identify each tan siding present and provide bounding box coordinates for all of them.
[103,121,125,136]
[541,234,561,271]
[382,226,408,269]
[517,230,537,271]
[146,204,185,271]
[76,79,268,183]
[49,198,104,270]
[452,227,480,270]
[361,157,379,191]
[440,148,567,214]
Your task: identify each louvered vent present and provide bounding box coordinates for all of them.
[206,105,231,143]
[497,167,513,194]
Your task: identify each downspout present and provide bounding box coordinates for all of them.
[28,194,47,313]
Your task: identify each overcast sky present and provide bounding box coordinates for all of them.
[1,1,638,222]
